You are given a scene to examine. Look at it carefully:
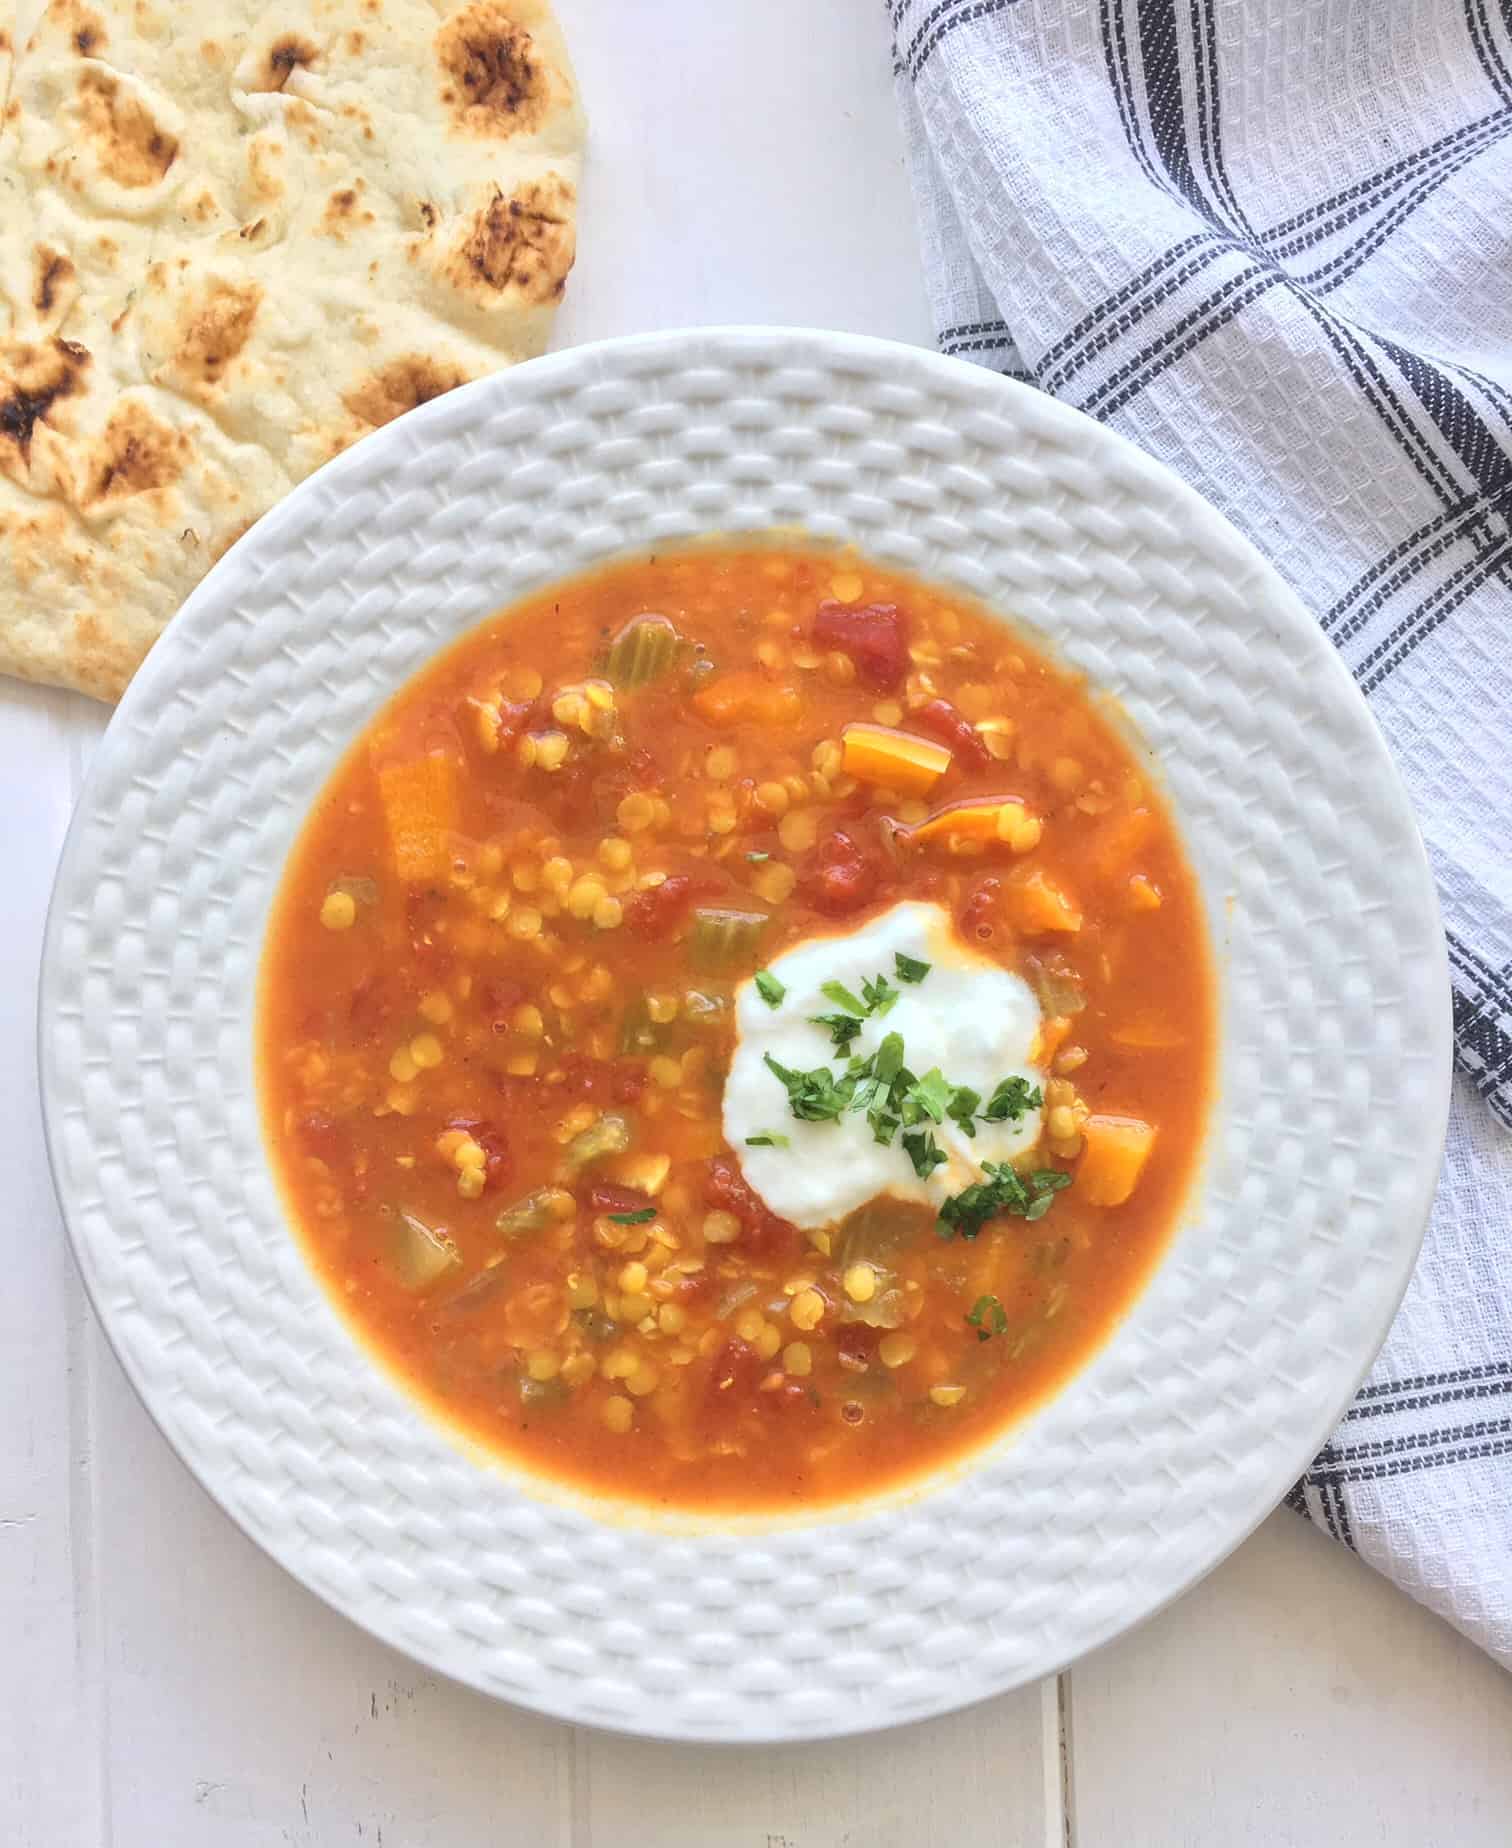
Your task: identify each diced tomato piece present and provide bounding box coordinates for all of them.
[912,698,991,770]
[798,826,881,916]
[521,756,591,831]
[702,1334,815,1414]
[480,977,526,1036]
[704,1337,762,1407]
[558,1054,609,1098]
[812,600,908,691]
[836,1323,880,1372]
[347,974,393,1041]
[477,1130,509,1190]
[483,1070,535,1109]
[959,875,1003,945]
[558,1055,648,1105]
[705,1155,799,1259]
[488,694,542,753]
[445,1115,510,1190]
[623,872,722,938]
[704,1155,748,1213]
[587,1182,653,1216]
[672,1267,721,1311]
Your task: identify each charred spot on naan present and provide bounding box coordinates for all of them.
[0,0,581,703]
[72,11,106,56]
[165,279,263,387]
[33,248,76,318]
[0,339,91,470]
[343,355,471,430]
[35,0,107,59]
[258,34,320,92]
[436,2,550,138]
[443,179,575,303]
[86,401,185,504]
[320,182,378,238]
[74,69,177,188]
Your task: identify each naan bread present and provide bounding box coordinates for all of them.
[0,0,584,699]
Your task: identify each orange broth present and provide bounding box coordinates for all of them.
[259,547,1212,1512]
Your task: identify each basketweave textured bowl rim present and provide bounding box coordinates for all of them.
[39,326,1450,1743]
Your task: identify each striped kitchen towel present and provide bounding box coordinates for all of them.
[887,0,1512,1667]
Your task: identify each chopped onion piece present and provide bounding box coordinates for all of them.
[390,1209,462,1290]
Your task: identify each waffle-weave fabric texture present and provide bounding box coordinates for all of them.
[887,0,1512,1664]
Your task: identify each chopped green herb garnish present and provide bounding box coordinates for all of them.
[820,1041,899,1146]
[861,971,900,1016]
[842,1050,882,1111]
[773,975,1054,1187]
[903,1129,948,1179]
[607,1207,657,1225]
[744,1131,791,1149]
[873,1032,906,1085]
[810,1011,864,1051]
[936,1164,1071,1240]
[905,1067,955,1125]
[982,1075,1043,1124]
[946,1084,982,1139]
[966,1294,1009,1340]
[764,1053,857,1122]
[746,850,770,863]
[1023,1168,1074,1220]
[754,969,786,1009]
[819,979,867,1017]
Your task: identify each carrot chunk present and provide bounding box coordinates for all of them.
[906,797,1003,844]
[999,868,1082,933]
[1110,1009,1185,1050]
[1078,1114,1157,1206]
[907,795,1039,852]
[376,751,460,883]
[1091,807,1155,881]
[692,672,802,727]
[841,722,951,795]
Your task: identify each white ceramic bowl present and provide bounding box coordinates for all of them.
[39,328,1451,1742]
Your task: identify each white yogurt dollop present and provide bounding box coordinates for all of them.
[724,901,1043,1229]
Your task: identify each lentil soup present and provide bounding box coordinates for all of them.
[259,547,1212,1512]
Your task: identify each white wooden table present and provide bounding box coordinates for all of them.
[5,5,1511,1842]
